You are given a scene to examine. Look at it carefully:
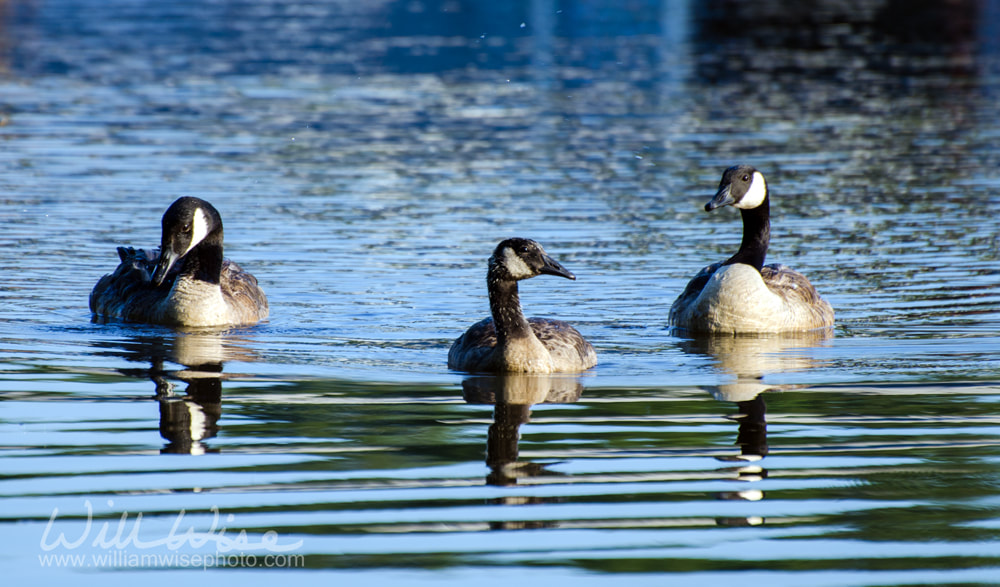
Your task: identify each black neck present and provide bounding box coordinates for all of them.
[183,228,225,285]
[723,196,770,271]
[487,270,533,341]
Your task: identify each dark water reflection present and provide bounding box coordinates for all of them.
[463,374,583,487]
[1,0,1000,584]
[91,333,251,454]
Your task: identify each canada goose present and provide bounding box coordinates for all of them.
[670,165,834,333]
[90,197,269,328]
[448,238,597,373]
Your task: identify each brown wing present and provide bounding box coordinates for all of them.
[761,263,835,327]
[527,318,598,370]
[220,260,270,323]
[89,247,165,321]
[448,317,497,371]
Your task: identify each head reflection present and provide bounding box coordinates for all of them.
[155,372,222,455]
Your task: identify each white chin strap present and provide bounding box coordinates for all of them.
[735,171,767,209]
[183,207,211,255]
[501,246,534,280]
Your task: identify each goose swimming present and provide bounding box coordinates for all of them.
[90,197,269,328]
[670,165,834,333]
[448,238,597,373]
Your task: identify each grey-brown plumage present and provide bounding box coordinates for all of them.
[448,238,597,373]
[670,165,834,334]
[90,197,269,328]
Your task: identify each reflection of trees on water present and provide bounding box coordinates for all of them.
[680,331,830,526]
[92,331,258,454]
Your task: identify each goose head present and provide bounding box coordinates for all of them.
[152,197,223,287]
[706,164,768,212]
[488,238,575,282]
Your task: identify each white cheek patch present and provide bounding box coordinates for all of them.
[183,208,211,255]
[735,171,768,209]
[503,247,534,279]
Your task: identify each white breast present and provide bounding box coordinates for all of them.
[695,264,789,332]
[494,335,556,373]
[155,277,233,327]
[673,263,834,333]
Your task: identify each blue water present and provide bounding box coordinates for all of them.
[2,0,1000,584]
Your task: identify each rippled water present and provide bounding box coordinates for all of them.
[2,0,1000,584]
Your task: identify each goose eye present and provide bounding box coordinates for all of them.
[519,245,531,254]
[742,174,750,182]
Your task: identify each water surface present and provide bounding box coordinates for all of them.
[1,1,999,584]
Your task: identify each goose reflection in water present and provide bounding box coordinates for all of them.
[462,374,583,489]
[680,331,831,526]
[153,362,223,455]
[92,331,258,454]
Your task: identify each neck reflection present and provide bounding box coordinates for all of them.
[463,373,583,488]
